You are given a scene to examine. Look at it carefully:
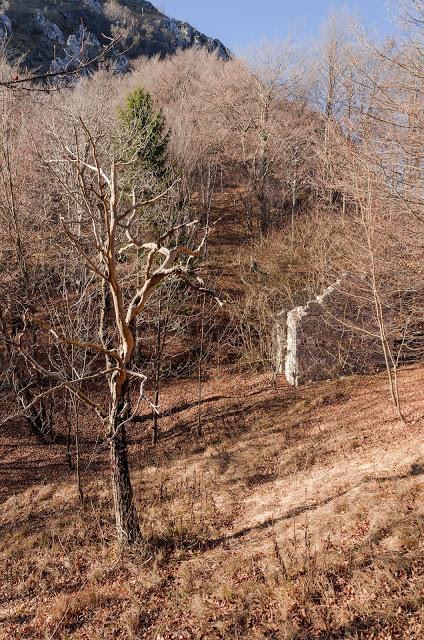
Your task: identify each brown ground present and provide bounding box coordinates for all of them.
[1,364,424,639]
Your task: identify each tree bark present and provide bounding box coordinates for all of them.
[109,393,140,545]
[106,337,141,543]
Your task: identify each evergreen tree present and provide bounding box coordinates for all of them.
[119,87,170,177]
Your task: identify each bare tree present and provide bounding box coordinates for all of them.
[6,116,220,545]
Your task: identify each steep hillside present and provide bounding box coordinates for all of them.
[1,365,424,638]
[0,0,230,73]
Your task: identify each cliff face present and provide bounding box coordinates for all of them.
[0,0,230,73]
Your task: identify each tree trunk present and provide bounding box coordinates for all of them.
[152,292,163,446]
[109,382,140,545]
[109,421,140,545]
[152,387,160,446]
[197,293,206,438]
[17,379,60,444]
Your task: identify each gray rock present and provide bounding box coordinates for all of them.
[35,9,65,44]
[52,25,101,72]
[9,0,231,74]
[66,25,100,59]
[0,13,12,42]
[163,16,230,59]
[84,0,102,12]
[112,53,131,74]
[140,1,157,10]
[211,38,230,60]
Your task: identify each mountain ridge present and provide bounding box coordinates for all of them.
[0,0,230,73]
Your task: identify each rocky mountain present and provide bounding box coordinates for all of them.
[0,0,230,74]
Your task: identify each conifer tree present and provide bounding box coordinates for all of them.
[119,87,170,176]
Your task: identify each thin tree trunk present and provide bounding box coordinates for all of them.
[152,291,172,446]
[197,293,206,438]
[73,396,84,507]
[134,247,143,367]
[65,394,73,469]
[76,422,84,507]
[365,203,404,423]
[152,293,163,446]
[17,379,58,444]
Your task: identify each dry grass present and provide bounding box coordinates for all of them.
[1,366,424,638]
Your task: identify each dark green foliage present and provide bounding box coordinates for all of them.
[119,87,170,177]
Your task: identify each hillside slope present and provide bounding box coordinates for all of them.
[1,366,424,638]
[0,0,230,73]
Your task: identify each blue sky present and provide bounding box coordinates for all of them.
[157,1,394,50]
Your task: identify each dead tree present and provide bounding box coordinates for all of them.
[11,122,220,545]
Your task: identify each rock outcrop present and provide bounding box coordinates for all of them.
[1,0,230,74]
[163,17,229,59]
[0,13,11,43]
[35,9,65,45]
[51,24,100,72]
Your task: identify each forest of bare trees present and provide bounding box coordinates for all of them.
[1,0,424,550]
